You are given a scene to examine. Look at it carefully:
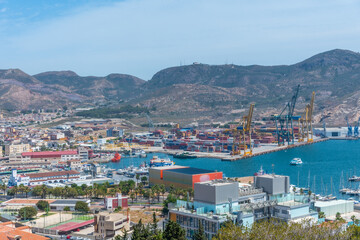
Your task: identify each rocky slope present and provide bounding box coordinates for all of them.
[1,49,360,125]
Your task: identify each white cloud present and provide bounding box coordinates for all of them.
[0,0,360,79]
[0,7,7,13]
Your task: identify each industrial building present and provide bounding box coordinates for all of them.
[149,165,223,189]
[166,173,318,239]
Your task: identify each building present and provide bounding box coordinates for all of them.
[149,165,223,189]
[104,193,128,210]
[21,150,79,165]
[0,221,49,240]
[94,212,130,239]
[166,174,317,239]
[4,144,30,156]
[315,200,354,218]
[50,199,91,211]
[1,198,90,211]
[8,169,81,186]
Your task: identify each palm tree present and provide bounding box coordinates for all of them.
[136,174,140,184]
[351,215,357,224]
[12,186,18,198]
[23,186,31,198]
[160,184,166,201]
[0,183,6,196]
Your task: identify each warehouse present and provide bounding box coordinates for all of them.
[149,165,223,189]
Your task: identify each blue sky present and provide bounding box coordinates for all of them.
[0,0,359,80]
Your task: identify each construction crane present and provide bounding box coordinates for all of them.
[354,118,360,137]
[345,117,352,137]
[274,85,300,146]
[232,103,255,156]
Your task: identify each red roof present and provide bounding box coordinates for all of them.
[22,151,78,158]
[51,219,94,232]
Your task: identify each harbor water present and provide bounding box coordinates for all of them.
[104,140,360,199]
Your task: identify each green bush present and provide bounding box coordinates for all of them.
[36,200,49,211]
[19,207,37,220]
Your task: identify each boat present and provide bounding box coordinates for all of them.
[111,152,121,162]
[290,158,303,165]
[348,175,360,182]
[149,156,174,167]
[173,152,197,159]
[254,166,265,176]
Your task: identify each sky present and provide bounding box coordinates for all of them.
[0,0,359,80]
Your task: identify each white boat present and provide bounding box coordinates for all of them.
[290,158,303,165]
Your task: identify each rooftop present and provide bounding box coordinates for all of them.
[22,150,78,157]
[315,199,353,207]
[25,170,80,178]
[0,221,49,240]
[256,174,287,179]
[166,167,217,175]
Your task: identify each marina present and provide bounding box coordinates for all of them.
[104,139,360,200]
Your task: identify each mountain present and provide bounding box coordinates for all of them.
[1,49,360,125]
[139,49,360,125]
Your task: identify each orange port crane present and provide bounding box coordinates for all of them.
[298,91,315,142]
[231,103,255,156]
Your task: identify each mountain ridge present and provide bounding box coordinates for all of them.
[1,49,360,125]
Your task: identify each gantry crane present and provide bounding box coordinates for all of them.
[274,85,300,146]
[346,117,353,137]
[232,103,255,156]
[354,118,360,137]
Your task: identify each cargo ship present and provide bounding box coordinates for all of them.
[149,156,174,167]
[111,152,121,162]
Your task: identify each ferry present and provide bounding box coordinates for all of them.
[149,156,174,167]
[290,158,303,165]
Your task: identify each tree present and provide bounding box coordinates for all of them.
[0,183,6,195]
[130,192,136,203]
[19,206,37,220]
[63,206,70,211]
[151,212,158,235]
[318,211,326,219]
[131,219,151,240]
[163,220,186,240]
[351,215,357,225]
[141,176,148,185]
[193,220,206,240]
[36,200,49,211]
[136,174,140,184]
[75,201,90,213]
[336,212,343,221]
[162,194,177,216]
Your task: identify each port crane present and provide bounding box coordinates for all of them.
[274,85,300,146]
[298,91,315,142]
[346,117,353,137]
[354,118,360,137]
[232,103,255,156]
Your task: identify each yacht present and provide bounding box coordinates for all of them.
[290,158,303,165]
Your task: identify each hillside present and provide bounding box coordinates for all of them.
[1,49,360,125]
